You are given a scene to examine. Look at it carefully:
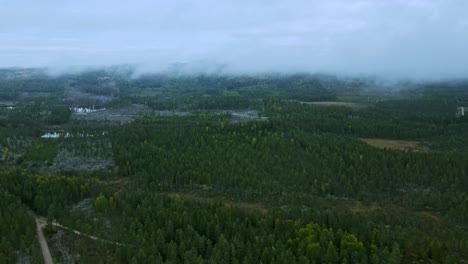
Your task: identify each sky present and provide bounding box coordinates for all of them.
[1,0,467,79]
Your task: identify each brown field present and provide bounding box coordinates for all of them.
[360,138,430,152]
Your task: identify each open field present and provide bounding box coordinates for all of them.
[360,138,430,152]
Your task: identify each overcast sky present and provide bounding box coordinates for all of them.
[1,0,467,79]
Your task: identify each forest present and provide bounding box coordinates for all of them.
[0,68,467,263]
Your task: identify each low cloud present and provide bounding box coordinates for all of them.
[1,0,467,80]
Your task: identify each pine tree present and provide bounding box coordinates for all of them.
[388,243,402,264]
[325,241,339,263]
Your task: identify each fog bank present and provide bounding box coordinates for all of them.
[1,0,467,80]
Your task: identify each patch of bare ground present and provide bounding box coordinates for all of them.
[71,104,191,125]
[168,192,267,214]
[360,138,430,152]
[418,210,442,221]
[351,202,443,223]
[216,110,268,124]
[50,150,114,172]
[230,110,268,123]
[71,104,152,124]
[351,202,380,213]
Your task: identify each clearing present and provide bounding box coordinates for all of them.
[293,100,367,109]
[71,104,151,124]
[167,192,267,214]
[351,201,380,213]
[360,138,429,152]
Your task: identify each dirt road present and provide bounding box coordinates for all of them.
[35,215,123,263]
[36,217,53,264]
[50,221,123,246]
